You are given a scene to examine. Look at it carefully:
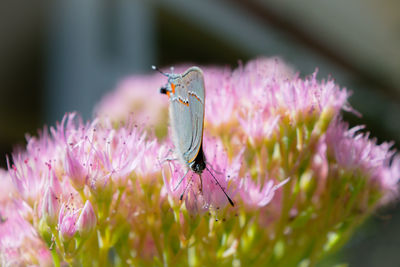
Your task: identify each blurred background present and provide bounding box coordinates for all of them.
[0,0,399,265]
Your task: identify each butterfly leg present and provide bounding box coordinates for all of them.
[199,174,203,193]
[159,149,178,165]
[180,172,194,201]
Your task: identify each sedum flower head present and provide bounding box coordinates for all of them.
[1,58,399,266]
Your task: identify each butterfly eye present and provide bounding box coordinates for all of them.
[160,87,168,94]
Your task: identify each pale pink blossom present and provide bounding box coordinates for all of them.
[238,111,280,146]
[0,169,16,203]
[0,170,51,266]
[239,177,290,208]
[94,74,169,136]
[58,203,80,241]
[326,121,400,203]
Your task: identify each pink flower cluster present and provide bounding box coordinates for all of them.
[1,114,160,262]
[326,121,400,203]
[0,170,51,266]
[0,58,399,265]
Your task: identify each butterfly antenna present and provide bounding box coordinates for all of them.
[205,166,234,206]
[173,169,190,191]
[151,65,169,77]
[180,172,194,201]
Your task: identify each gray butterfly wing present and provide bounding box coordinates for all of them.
[169,67,205,166]
[181,67,205,164]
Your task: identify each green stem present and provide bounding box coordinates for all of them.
[151,228,164,264]
[78,188,87,203]
[99,240,110,266]
[51,249,61,267]
[114,187,124,211]
[98,226,111,266]
[51,229,65,260]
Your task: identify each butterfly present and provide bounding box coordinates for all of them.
[153,66,234,206]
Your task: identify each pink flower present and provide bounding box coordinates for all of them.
[58,203,80,241]
[0,170,51,266]
[239,177,290,208]
[4,112,165,261]
[94,120,155,181]
[326,121,400,204]
[6,127,64,207]
[202,67,238,126]
[0,190,35,254]
[207,58,294,123]
[58,114,160,192]
[238,111,280,146]
[7,152,45,206]
[0,169,16,203]
[94,74,169,138]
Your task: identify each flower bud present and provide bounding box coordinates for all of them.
[76,200,97,238]
[38,217,52,245]
[64,148,86,190]
[47,169,62,196]
[41,187,59,227]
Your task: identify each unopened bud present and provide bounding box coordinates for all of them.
[76,200,97,238]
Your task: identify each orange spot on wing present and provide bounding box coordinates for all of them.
[178,98,189,106]
[189,92,203,104]
[171,83,176,94]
